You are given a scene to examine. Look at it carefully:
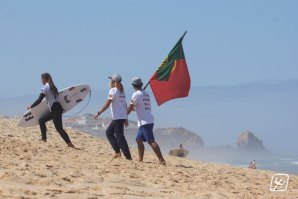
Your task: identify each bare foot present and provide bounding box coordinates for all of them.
[41,139,47,142]
[159,160,166,165]
[138,159,143,162]
[113,153,121,159]
[67,143,75,148]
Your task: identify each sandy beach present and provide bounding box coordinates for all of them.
[0,117,297,199]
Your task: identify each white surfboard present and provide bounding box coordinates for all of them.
[18,84,91,127]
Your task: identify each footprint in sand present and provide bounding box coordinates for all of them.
[62,177,72,182]
[49,189,63,194]
[24,190,37,195]
[65,189,77,193]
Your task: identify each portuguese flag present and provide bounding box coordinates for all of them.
[148,31,191,106]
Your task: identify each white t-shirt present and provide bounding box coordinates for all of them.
[41,83,59,110]
[108,87,127,120]
[130,90,154,127]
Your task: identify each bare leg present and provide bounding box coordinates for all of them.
[136,139,145,162]
[148,141,166,165]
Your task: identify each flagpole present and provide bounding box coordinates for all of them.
[143,31,187,91]
[181,31,187,39]
[143,81,150,90]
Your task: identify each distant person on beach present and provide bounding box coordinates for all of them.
[252,160,257,169]
[177,144,186,158]
[248,161,253,169]
[127,77,166,165]
[95,74,132,160]
[27,73,75,148]
[248,160,257,169]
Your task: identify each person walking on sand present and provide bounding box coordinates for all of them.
[94,74,132,160]
[27,73,75,148]
[127,77,166,165]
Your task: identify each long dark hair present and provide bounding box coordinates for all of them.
[41,73,59,98]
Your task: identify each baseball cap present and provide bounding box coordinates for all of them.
[131,77,143,86]
[108,74,122,82]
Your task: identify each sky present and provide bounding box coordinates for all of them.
[0,1,297,156]
[0,0,298,97]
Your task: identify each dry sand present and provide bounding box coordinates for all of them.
[0,117,297,199]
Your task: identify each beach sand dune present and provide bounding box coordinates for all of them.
[0,118,297,199]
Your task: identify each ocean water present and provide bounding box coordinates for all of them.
[162,145,298,175]
[227,157,298,175]
[190,152,298,176]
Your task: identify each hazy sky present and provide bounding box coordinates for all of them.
[0,0,297,97]
[0,1,297,157]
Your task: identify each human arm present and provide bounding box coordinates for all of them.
[27,93,45,109]
[125,103,136,127]
[94,99,112,119]
[124,119,129,127]
[127,104,135,116]
[127,92,138,115]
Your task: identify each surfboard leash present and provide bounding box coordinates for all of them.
[63,90,92,118]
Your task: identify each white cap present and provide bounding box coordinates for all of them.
[108,74,122,82]
[131,77,143,86]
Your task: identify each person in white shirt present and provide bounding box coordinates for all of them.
[127,77,166,165]
[27,73,75,148]
[95,74,132,160]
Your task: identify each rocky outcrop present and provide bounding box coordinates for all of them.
[237,131,266,151]
[153,127,205,151]
[97,126,205,152]
[65,115,205,152]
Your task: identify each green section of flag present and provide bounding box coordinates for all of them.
[156,32,186,81]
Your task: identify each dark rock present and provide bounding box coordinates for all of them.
[237,131,266,151]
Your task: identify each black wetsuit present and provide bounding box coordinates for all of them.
[31,93,71,144]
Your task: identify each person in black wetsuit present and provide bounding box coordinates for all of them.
[27,73,75,148]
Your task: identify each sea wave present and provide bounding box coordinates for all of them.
[281,158,295,161]
[292,161,298,166]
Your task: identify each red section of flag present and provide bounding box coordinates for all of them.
[149,59,190,106]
